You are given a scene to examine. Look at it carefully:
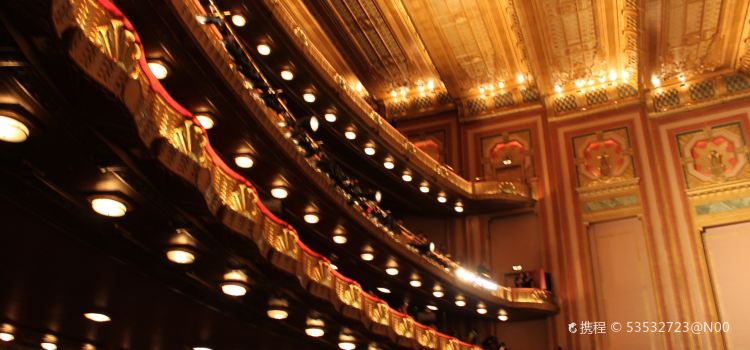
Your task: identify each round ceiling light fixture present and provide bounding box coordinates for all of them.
[383,156,395,170]
[90,197,128,218]
[324,112,337,123]
[360,245,375,262]
[270,184,289,199]
[332,227,348,244]
[432,284,444,298]
[344,126,357,140]
[220,269,249,297]
[454,201,464,213]
[303,208,320,224]
[454,295,466,307]
[147,60,169,80]
[498,309,509,321]
[194,113,215,130]
[234,154,254,169]
[280,69,294,81]
[0,115,30,143]
[256,43,271,56]
[267,297,289,320]
[437,191,447,203]
[305,317,325,337]
[419,181,430,193]
[84,312,111,323]
[363,142,376,156]
[401,169,413,182]
[230,14,246,27]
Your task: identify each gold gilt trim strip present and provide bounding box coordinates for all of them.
[50,1,555,349]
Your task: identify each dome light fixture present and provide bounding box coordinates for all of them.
[84,312,111,323]
[344,126,357,140]
[409,273,422,288]
[280,69,294,81]
[454,201,464,213]
[270,185,289,199]
[383,156,395,170]
[267,298,289,320]
[437,191,447,203]
[432,284,444,298]
[166,229,197,265]
[234,154,254,169]
[324,112,337,123]
[401,170,413,182]
[497,309,509,321]
[309,116,320,132]
[166,246,196,265]
[360,245,375,262]
[147,60,169,80]
[256,43,271,56]
[476,302,487,315]
[385,260,399,276]
[0,327,14,342]
[376,287,391,294]
[0,115,30,143]
[303,91,316,103]
[454,295,466,307]
[363,142,376,156]
[338,333,357,350]
[303,208,320,224]
[419,181,430,193]
[41,336,58,350]
[230,14,246,27]
[220,269,249,297]
[426,304,438,311]
[332,227,348,244]
[305,317,325,337]
[194,113,215,130]
[90,197,128,218]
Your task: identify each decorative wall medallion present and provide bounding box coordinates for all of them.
[95,20,141,78]
[573,127,634,187]
[480,129,534,180]
[678,122,750,188]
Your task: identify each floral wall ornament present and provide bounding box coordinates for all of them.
[678,123,750,188]
[573,128,635,186]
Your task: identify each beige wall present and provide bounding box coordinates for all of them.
[703,221,750,349]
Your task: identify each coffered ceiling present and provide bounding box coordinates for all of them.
[278,0,750,119]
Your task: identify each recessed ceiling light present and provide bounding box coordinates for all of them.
[0,332,14,342]
[419,181,430,193]
[166,247,196,264]
[437,192,447,203]
[344,127,357,140]
[383,157,395,169]
[401,170,413,182]
[498,309,509,321]
[309,116,319,132]
[147,61,169,80]
[360,246,374,261]
[304,211,320,224]
[280,69,294,81]
[376,287,391,294]
[305,317,325,337]
[195,113,215,130]
[409,275,422,288]
[193,347,212,350]
[332,228,347,244]
[90,197,128,217]
[476,303,487,314]
[234,154,254,169]
[257,44,271,56]
[41,342,57,350]
[385,266,399,276]
[84,312,111,323]
[454,201,464,213]
[338,334,356,350]
[363,142,376,156]
[270,185,288,199]
[303,92,316,103]
[0,115,30,143]
[231,14,246,27]
[426,305,438,311]
[221,269,249,297]
[267,298,289,320]
[324,112,337,123]
[454,295,466,307]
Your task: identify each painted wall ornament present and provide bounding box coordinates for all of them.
[573,128,635,187]
[678,123,750,188]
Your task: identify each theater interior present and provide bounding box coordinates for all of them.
[1,0,749,349]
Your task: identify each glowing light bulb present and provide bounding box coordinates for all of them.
[0,115,30,143]
[257,44,271,56]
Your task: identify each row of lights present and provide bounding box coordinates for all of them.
[477,73,530,97]
[243,37,466,214]
[0,311,112,349]
[552,70,632,94]
[86,191,364,348]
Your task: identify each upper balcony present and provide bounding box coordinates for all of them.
[205,0,535,215]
